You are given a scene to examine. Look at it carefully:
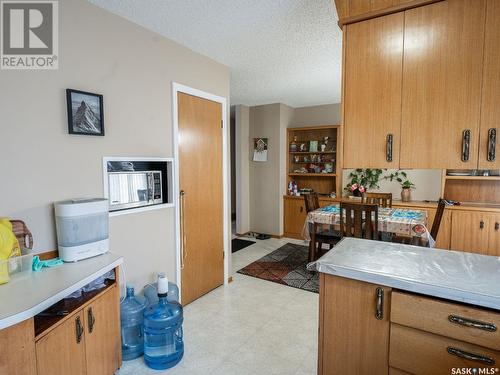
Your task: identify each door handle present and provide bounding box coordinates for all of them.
[480,220,484,230]
[495,222,499,231]
[75,316,83,344]
[487,128,497,162]
[87,307,95,333]
[180,190,187,269]
[375,287,384,320]
[447,347,495,365]
[386,134,393,162]
[462,130,471,162]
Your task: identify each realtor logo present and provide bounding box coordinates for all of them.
[1,0,58,69]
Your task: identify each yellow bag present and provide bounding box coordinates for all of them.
[0,219,21,284]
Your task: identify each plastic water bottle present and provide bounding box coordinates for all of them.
[143,274,179,306]
[143,274,184,370]
[120,286,146,360]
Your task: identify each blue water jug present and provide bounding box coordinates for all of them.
[143,275,184,370]
[143,277,179,306]
[120,286,146,360]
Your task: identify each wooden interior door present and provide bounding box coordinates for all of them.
[400,0,486,169]
[36,312,86,375]
[84,286,121,375]
[343,12,404,168]
[478,0,500,169]
[319,274,391,374]
[450,211,490,254]
[178,92,224,305]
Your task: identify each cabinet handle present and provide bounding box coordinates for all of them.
[375,287,384,320]
[447,347,495,365]
[386,134,393,162]
[462,129,471,162]
[487,128,497,162]
[87,307,96,333]
[480,220,484,230]
[300,206,303,213]
[448,315,497,332]
[75,316,83,344]
[495,222,499,231]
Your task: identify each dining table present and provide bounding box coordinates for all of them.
[302,203,434,255]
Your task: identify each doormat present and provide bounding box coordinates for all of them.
[232,238,256,253]
[237,242,333,293]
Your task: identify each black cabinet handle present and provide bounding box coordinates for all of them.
[447,347,495,365]
[386,134,393,162]
[87,307,96,333]
[448,315,497,332]
[375,287,384,320]
[462,130,471,162]
[75,316,83,344]
[487,128,497,162]
[480,220,485,230]
[495,222,499,231]
[300,206,303,213]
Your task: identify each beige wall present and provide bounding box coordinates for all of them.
[0,0,230,289]
[235,105,250,234]
[290,103,341,127]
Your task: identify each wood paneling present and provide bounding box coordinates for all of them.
[479,0,500,169]
[343,12,404,168]
[392,291,500,350]
[0,319,36,375]
[400,0,486,169]
[319,275,391,374]
[450,211,490,254]
[84,286,121,375]
[390,324,500,374]
[487,213,500,256]
[36,312,86,375]
[444,179,500,204]
[389,368,412,375]
[178,93,224,305]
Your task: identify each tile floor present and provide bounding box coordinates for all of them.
[118,237,318,375]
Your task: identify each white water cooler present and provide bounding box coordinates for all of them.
[55,198,109,262]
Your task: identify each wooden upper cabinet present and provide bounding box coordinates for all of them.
[343,12,404,168]
[478,0,500,169]
[400,0,487,169]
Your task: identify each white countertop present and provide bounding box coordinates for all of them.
[0,253,123,330]
[313,238,500,310]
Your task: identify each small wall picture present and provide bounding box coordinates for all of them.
[309,140,318,152]
[66,89,104,136]
[253,138,268,162]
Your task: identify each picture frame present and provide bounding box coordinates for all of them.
[309,140,318,152]
[66,89,105,136]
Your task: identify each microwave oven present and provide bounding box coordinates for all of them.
[108,171,162,211]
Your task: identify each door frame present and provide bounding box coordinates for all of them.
[172,82,229,302]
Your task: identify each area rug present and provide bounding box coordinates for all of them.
[232,238,256,253]
[237,242,327,293]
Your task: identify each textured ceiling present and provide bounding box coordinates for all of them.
[87,0,342,107]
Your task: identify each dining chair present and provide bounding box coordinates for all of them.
[362,192,393,208]
[392,198,447,247]
[304,193,339,262]
[339,202,379,240]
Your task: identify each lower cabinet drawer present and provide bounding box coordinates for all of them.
[391,292,500,350]
[390,324,500,374]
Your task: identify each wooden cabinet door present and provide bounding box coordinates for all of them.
[487,213,500,256]
[450,211,490,254]
[319,274,391,375]
[0,319,36,375]
[343,12,404,168]
[284,198,307,238]
[36,312,86,375]
[84,286,121,375]
[400,0,486,169]
[478,0,500,169]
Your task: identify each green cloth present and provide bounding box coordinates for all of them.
[32,255,63,272]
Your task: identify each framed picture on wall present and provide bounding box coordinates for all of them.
[66,89,105,136]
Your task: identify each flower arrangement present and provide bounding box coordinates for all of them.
[384,171,415,189]
[344,169,384,197]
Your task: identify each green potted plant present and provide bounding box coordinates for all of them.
[344,169,384,197]
[384,171,415,202]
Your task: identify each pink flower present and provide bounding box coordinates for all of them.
[358,186,366,193]
[350,183,358,191]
